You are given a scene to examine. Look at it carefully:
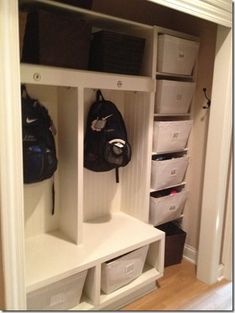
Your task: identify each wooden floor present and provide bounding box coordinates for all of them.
[123,259,233,311]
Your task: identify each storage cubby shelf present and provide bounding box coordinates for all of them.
[150,181,186,193]
[154,113,191,117]
[20,0,152,34]
[156,71,194,81]
[99,264,160,308]
[25,212,164,292]
[21,64,155,92]
[152,148,188,156]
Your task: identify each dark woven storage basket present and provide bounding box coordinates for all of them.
[156,222,186,267]
[22,9,91,70]
[89,31,145,75]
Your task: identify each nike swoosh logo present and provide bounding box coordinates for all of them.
[26,117,37,124]
[102,114,113,120]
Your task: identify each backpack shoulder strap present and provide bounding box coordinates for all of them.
[96,89,105,102]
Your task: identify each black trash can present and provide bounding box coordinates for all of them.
[156,222,186,267]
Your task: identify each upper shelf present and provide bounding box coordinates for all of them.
[19,0,152,34]
[20,64,155,92]
[156,72,194,82]
[25,212,164,292]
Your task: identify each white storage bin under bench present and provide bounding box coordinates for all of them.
[101,245,149,294]
[153,120,193,153]
[155,80,196,114]
[157,34,199,75]
[27,270,88,310]
[150,190,187,226]
[151,155,189,190]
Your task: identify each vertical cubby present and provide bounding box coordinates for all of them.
[24,85,82,244]
[83,89,153,223]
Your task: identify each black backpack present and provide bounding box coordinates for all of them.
[84,90,131,182]
[21,85,58,186]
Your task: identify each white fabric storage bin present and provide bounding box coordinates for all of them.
[153,120,193,153]
[151,156,189,190]
[101,245,148,294]
[155,80,196,114]
[157,34,199,75]
[27,270,88,310]
[150,190,187,226]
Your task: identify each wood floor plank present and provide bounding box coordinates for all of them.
[122,259,233,311]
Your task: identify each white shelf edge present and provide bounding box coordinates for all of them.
[25,212,164,292]
[154,113,191,117]
[20,63,154,92]
[20,0,153,31]
[153,214,184,227]
[156,71,194,80]
[152,148,188,155]
[99,265,161,308]
[150,181,186,193]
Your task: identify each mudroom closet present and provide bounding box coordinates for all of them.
[0,0,232,310]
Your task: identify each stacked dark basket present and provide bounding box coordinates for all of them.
[20,2,145,75]
[89,30,145,75]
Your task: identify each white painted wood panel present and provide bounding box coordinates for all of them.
[221,152,232,281]
[82,266,99,307]
[197,26,232,284]
[20,64,154,92]
[121,92,153,222]
[58,87,80,244]
[0,0,26,309]
[24,85,59,238]
[83,90,123,221]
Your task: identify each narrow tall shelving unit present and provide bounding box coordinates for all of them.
[149,26,199,230]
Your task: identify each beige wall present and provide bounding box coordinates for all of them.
[92,0,175,27]
[92,0,217,250]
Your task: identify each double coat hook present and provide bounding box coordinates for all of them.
[202,88,211,109]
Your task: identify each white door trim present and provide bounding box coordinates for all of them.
[221,152,232,281]
[0,0,26,309]
[196,25,232,284]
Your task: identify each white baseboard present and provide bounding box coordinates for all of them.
[217,264,225,281]
[183,246,224,281]
[183,244,197,264]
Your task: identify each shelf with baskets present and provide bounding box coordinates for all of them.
[19,0,155,78]
[150,28,199,253]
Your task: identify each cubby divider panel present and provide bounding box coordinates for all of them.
[24,84,82,244]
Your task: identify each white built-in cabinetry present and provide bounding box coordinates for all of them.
[21,65,165,310]
[149,27,199,227]
[11,0,201,310]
